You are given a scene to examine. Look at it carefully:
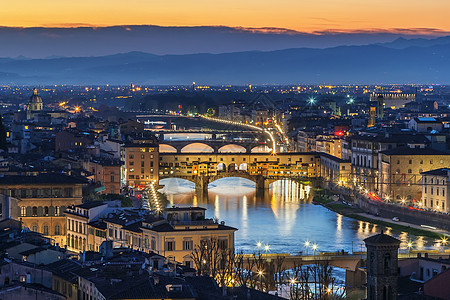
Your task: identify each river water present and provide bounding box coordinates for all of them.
[160,178,438,254]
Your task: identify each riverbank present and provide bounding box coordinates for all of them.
[313,191,449,240]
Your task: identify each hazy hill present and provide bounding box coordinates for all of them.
[0,25,446,58]
[1,42,450,85]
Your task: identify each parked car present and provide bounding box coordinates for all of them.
[392,217,400,222]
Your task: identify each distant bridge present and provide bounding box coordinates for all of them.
[241,252,366,289]
[159,140,269,154]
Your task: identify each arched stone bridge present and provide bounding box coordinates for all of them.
[159,140,270,154]
[159,172,314,194]
[242,253,366,289]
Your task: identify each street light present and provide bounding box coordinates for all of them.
[407,241,413,257]
[441,237,448,252]
[312,244,318,257]
[258,270,264,291]
[304,241,310,256]
[264,244,270,253]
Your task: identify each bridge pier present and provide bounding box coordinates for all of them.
[255,175,270,191]
[345,268,366,290]
[195,175,209,198]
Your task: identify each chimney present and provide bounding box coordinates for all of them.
[417,253,422,258]
[425,253,429,258]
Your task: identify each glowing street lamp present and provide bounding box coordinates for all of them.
[258,270,264,291]
[312,244,318,256]
[407,241,413,257]
[308,97,315,105]
[304,241,310,256]
[441,237,448,252]
[264,244,270,253]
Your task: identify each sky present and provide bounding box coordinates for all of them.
[2,0,450,33]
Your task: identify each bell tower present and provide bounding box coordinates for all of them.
[364,231,400,300]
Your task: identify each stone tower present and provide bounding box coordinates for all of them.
[364,231,400,300]
[27,88,43,119]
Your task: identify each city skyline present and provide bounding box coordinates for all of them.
[2,0,450,33]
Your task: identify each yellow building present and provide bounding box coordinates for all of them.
[0,174,85,246]
[378,148,450,203]
[319,152,351,186]
[421,168,450,212]
[122,142,159,188]
[67,206,237,266]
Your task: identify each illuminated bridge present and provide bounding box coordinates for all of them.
[159,152,321,195]
[159,140,271,154]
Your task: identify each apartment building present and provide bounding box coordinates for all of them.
[0,174,86,245]
[378,148,450,204]
[122,141,159,188]
[421,168,450,212]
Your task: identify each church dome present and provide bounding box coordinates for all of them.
[29,88,42,104]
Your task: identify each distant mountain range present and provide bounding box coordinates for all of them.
[0,25,448,59]
[1,25,450,85]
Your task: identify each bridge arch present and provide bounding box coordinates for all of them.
[251,145,271,153]
[159,177,196,191]
[159,144,178,153]
[217,162,226,172]
[228,163,238,172]
[180,143,214,153]
[218,144,247,153]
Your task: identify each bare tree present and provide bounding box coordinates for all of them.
[191,241,345,299]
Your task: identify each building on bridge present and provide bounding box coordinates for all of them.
[159,152,320,179]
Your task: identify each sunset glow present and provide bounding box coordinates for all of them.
[2,0,450,33]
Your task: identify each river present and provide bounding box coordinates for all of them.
[160,177,438,254]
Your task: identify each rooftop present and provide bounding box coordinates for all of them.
[364,232,401,245]
[379,147,450,156]
[76,201,108,209]
[421,168,450,176]
[0,173,88,185]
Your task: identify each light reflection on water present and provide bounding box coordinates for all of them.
[160,178,438,254]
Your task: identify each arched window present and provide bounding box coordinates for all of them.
[55,225,60,235]
[32,206,38,216]
[384,253,391,275]
[43,225,49,235]
[44,206,49,216]
[408,169,412,174]
[32,225,38,232]
[55,206,60,216]
[21,206,26,216]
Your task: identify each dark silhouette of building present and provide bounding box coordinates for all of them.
[365,231,401,300]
